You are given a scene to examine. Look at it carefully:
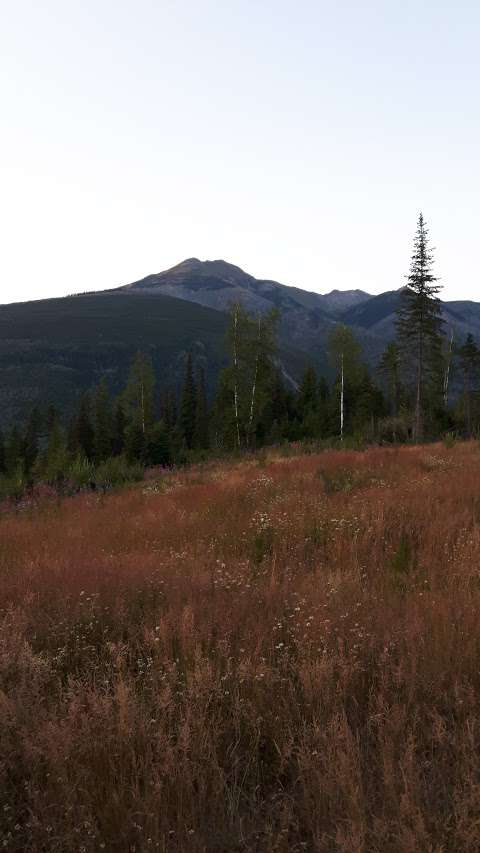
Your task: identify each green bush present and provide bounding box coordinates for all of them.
[0,466,25,501]
[94,456,144,491]
[443,432,456,449]
[68,455,95,489]
[318,467,357,494]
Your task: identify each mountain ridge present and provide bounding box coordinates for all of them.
[1,257,479,428]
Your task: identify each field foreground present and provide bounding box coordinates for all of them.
[2,443,480,852]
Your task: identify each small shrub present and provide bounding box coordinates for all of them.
[443,432,456,449]
[390,531,413,589]
[0,466,25,501]
[318,467,359,494]
[94,455,144,490]
[68,455,95,490]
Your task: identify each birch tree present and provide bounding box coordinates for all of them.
[215,303,278,449]
[328,324,361,440]
[123,351,155,436]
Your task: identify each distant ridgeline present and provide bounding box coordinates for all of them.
[1,234,479,460]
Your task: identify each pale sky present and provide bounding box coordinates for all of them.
[1,0,479,305]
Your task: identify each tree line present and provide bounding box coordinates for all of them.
[0,213,478,499]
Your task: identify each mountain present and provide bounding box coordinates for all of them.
[123,258,371,318]
[120,259,377,376]
[1,257,480,428]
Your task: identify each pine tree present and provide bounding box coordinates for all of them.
[0,429,5,475]
[180,353,197,449]
[69,395,95,461]
[264,370,292,442]
[193,366,209,449]
[458,333,480,437]
[22,407,42,475]
[160,388,177,429]
[147,421,172,466]
[352,367,386,436]
[44,418,69,485]
[297,367,318,417]
[379,342,401,417]
[112,400,127,456]
[125,417,146,463]
[396,213,444,442]
[93,379,113,462]
[5,425,23,475]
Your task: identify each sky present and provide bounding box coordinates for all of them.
[1,0,479,305]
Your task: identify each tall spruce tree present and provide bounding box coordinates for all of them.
[180,353,197,449]
[396,213,444,442]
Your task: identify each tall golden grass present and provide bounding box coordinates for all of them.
[2,443,480,851]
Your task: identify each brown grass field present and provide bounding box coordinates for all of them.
[2,442,480,852]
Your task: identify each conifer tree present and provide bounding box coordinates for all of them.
[193,366,209,449]
[45,404,59,436]
[396,213,444,442]
[180,353,197,449]
[5,425,22,475]
[353,367,386,435]
[297,367,318,419]
[0,428,5,475]
[160,388,177,429]
[44,417,69,485]
[379,342,401,417]
[264,370,292,442]
[112,400,127,456]
[147,421,172,466]
[125,417,146,463]
[93,379,113,462]
[458,333,480,437]
[22,407,41,475]
[69,395,95,461]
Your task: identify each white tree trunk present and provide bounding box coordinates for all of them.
[233,306,241,449]
[340,352,344,441]
[248,314,262,445]
[443,328,454,408]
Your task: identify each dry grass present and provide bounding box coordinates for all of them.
[2,442,480,851]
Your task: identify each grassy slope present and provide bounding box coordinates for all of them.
[2,442,480,851]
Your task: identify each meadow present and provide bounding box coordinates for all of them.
[2,442,480,852]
